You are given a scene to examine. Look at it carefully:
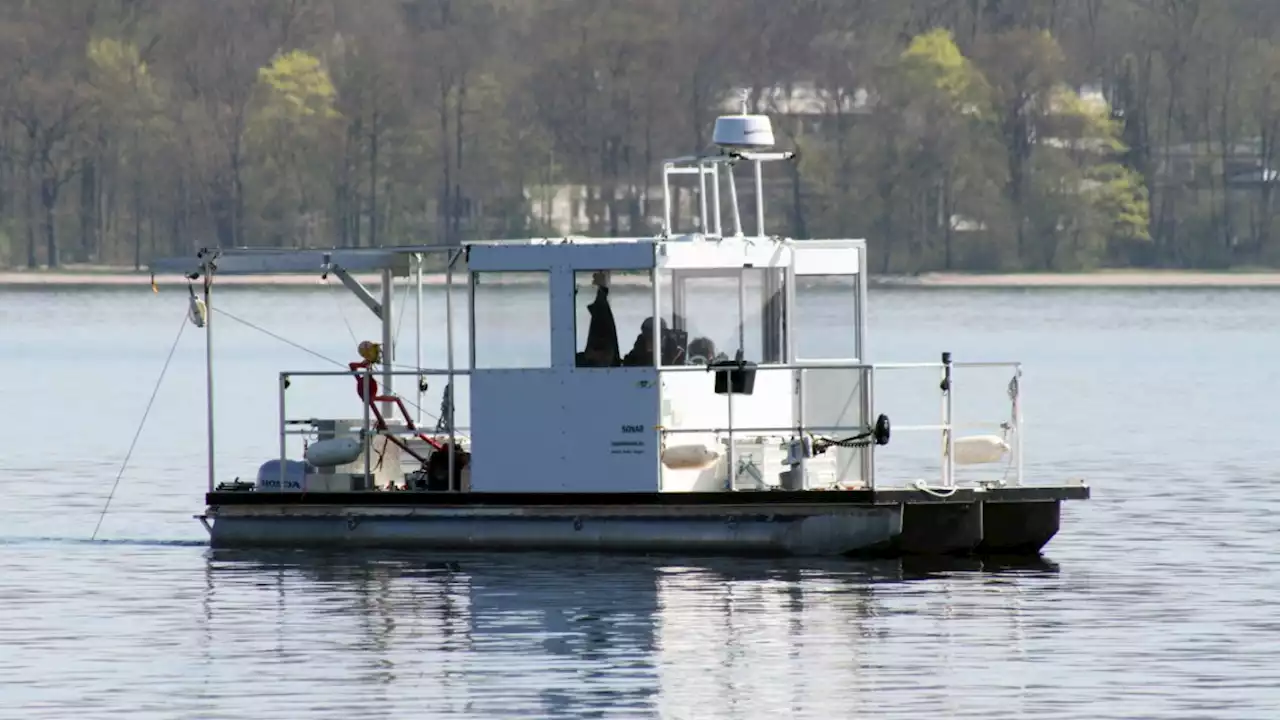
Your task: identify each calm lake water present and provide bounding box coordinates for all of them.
[1,283,1277,719]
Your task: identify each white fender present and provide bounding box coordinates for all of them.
[952,435,1010,465]
[188,295,207,328]
[305,437,364,467]
[661,443,721,470]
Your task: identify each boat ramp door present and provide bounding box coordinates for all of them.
[791,240,870,486]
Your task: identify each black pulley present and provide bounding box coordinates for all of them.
[873,414,891,446]
[423,443,471,491]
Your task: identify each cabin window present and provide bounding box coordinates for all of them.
[574,269,662,368]
[471,271,551,368]
[656,267,787,367]
[793,274,859,360]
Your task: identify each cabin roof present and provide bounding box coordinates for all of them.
[149,234,862,277]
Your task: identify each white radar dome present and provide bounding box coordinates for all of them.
[712,113,775,150]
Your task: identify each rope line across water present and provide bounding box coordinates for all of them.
[91,309,189,541]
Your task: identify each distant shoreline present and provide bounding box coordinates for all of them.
[874,270,1280,288]
[4,267,1280,289]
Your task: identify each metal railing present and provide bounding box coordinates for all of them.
[277,368,471,491]
[268,356,1023,494]
[661,150,796,238]
[654,355,1023,491]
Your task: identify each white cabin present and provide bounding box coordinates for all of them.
[462,229,869,494]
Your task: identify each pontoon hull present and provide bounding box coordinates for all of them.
[206,510,900,555]
[202,486,1088,557]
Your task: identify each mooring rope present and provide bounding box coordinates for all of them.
[91,309,189,541]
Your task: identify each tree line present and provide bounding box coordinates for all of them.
[2,0,1278,273]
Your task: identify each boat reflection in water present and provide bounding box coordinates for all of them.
[200,550,1057,718]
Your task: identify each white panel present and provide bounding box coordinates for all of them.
[801,367,867,485]
[468,241,655,272]
[559,368,660,492]
[657,241,723,269]
[794,238,866,249]
[469,368,660,492]
[794,246,860,276]
[559,242,655,270]
[467,243,557,272]
[658,238,791,270]
[659,367,795,435]
[550,266,578,368]
[468,369,565,492]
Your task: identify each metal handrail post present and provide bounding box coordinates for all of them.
[753,159,765,237]
[362,366,372,485]
[726,386,736,490]
[203,263,216,494]
[856,249,872,490]
[653,266,664,492]
[726,267,747,491]
[662,164,672,234]
[941,352,954,488]
[445,249,457,491]
[783,264,805,490]
[698,161,709,233]
[415,253,423,425]
[278,372,287,492]
[866,365,877,490]
[468,271,478,372]
[1014,366,1024,486]
[726,163,743,236]
[380,268,394,419]
[796,367,807,488]
[711,164,722,236]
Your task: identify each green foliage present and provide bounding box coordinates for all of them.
[254,50,339,124]
[1087,163,1151,243]
[87,37,152,95]
[243,51,343,247]
[1046,85,1126,154]
[1026,83,1150,269]
[87,37,171,139]
[897,29,987,112]
[3,1,1279,271]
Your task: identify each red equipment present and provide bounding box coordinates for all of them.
[349,341,443,464]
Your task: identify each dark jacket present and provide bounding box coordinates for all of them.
[576,286,622,367]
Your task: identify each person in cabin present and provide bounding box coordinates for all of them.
[576,270,686,367]
[622,316,663,366]
[622,315,689,366]
[576,270,622,368]
[686,336,717,365]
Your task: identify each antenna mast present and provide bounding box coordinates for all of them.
[659,93,794,237]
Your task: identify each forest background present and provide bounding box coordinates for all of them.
[2,0,1277,275]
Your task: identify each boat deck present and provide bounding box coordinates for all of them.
[203,484,1089,557]
[206,485,1089,507]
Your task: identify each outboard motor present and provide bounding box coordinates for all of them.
[256,459,312,491]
